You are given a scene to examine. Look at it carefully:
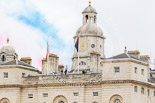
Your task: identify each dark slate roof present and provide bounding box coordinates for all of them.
[0,60,35,68]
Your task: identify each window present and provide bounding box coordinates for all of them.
[59,101,64,103]
[79,61,86,65]
[148,89,150,96]
[22,73,25,77]
[114,67,120,73]
[134,86,137,92]
[114,99,121,103]
[1,55,6,62]
[141,87,144,94]
[28,94,33,98]
[74,92,79,96]
[4,72,8,78]
[154,91,155,96]
[134,67,137,73]
[43,93,48,97]
[141,69,144,76]
[93,92,98,96]
[0,98,9,103]
[14,56,16,60]
[94,16,96,23]
[85,15,88,23]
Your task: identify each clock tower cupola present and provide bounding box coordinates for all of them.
[71,0,105,73]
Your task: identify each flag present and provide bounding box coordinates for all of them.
[75,36,79,52]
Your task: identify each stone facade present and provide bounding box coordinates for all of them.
[0,1,155,103]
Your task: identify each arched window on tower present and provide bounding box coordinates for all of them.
[79,61,86,65]
[1,55,6,62]
[14,56,16,60]
[94,16,96,23]
[86,15,88,23]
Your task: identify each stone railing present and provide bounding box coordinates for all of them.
[23,73,102,85]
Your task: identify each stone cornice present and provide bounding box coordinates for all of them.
[0,79,155,88]
[0,65,41,73]
[103,58,148,66]
[73,35,105,39]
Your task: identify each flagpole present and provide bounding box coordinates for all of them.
[46,37,49,75]
[78,46,79,74]
[78,34,80,74]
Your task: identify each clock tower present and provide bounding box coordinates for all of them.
[71,1,105,73]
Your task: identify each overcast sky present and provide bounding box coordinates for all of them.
[0,0,155,70]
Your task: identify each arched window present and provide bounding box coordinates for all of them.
[53,95,67,103]
[86,15,88,23]
[79,61,86,65]
[14,56,16,60]
[0,98,10,103]
[114,99,121,103]
[109,95,123,103]
[94,16,96,23]
[59,101,64,103]
[1,55,6,62]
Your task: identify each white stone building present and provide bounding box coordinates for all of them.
[0,1,155,103]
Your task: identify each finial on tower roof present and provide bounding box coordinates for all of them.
[7,37,9,43]
[89,0,91,6]
[46,37,50,59]
[124,46,127,53]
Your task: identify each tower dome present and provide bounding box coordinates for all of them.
[0,38,17,62]
[77,23,103,36]
[0,45,15,55]
[75,4,104,37]
[0,38,15,55]
[82,5,97,14]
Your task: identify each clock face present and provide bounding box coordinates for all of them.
[79,42,87,51]
[114,99,120,103]
[91,44,95,48]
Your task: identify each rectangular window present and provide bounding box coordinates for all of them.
[141,69,144,76]
[134,86,137,92]
[22,73,25,77]
[114,67,120,73]
[43,93,48,97]
[4,72,8,78]
[28,94,33,98]
[73,92,79,96]
[148,89,150,96]
[93,92,98,96]
[141,87,144,94]
[134,67,137,74]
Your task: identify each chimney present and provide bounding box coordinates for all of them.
[140,55,150,63]
[20,57,32,65]
[128,50,140,59]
